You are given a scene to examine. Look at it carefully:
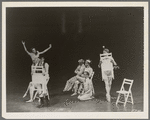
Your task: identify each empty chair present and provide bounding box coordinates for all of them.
[116,78,134,106]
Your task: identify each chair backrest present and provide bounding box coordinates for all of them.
[100,53,112,60]
[100,53,112,58]
[120,78,134,92]
[90,72,94,80]
[31,66,44,73]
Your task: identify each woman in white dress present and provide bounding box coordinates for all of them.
[63,59,85,93]
[78,71,94,100]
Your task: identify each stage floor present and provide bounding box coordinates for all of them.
[6,86,143,112]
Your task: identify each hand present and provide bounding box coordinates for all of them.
[49,44,52,48]
[114,65,119,69]
[22,41,25,45]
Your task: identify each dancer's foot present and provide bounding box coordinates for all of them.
[63,89,66,92]
[23,93,27,98]
[71,93,77,96]
[106,94,111,102]
[26,99,33,103]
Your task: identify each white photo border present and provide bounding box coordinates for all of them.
[2,2,149,119]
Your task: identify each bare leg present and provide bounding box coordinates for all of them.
[104,78,111,102]
[26,84,34,102]
[23,82,32,98]
[71,81,80,96]
[63,76,77,91]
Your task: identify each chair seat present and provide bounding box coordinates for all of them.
[116,90,130,94]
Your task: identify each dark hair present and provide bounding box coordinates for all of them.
[31,48,38,55]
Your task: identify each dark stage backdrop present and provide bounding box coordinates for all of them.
[6,7,143,95]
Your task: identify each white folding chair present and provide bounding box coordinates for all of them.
[100,53,112,60]
[116,78,134,106]
[99,53,114,78]
[32,74,50,101]
[32,65,50,101]
[23,65,50,101]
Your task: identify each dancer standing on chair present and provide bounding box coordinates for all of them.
[98,46,119,102]
[22,41,52,65]
[23,57,50,104]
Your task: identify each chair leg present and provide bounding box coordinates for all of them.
[124,93,129,107]
[33,91,38,101]
[23,82,32,98]
[116,93,121,105]
[46,86,50,100]
[130,92,134,104]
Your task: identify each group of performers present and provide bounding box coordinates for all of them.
[22,41,119,108]
[63,59,95,100]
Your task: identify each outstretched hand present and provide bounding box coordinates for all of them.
[49,44,52,48]
[22,41,25,45]
[114,65,119,70]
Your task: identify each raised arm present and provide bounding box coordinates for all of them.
[22,41,30,55]
[39,44,52,54]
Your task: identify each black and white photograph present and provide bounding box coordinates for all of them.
[2,2,149,119]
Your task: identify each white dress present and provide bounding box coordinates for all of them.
[101,56,116,80]
[78,78,94,100]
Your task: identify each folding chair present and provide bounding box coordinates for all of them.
[31,65,50,101]
[116,78,134,106]
[100,53,112,59]
[100,53,114,77]
[23,65,50,101]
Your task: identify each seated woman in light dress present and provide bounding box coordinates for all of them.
[78,71,94,100]
[22,41,52,65]
[63,59,85,94]
[72,59,94,96]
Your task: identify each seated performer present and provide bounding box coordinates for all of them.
[78,71,94,100]
[72,59,94,96]
[98,46,119,102]
[23,57,50,105]
[63,59,85,93]
[22,41,52,65]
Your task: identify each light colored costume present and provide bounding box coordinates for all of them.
[23,62,50,102]
[28,51,40,65]
[74,66,94,94]
[78,77,94,100]
[76,66,93,82]
[63,64,85,91]
[100,52,117,102]
[100,55,116,81]
[22,43,51,65]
